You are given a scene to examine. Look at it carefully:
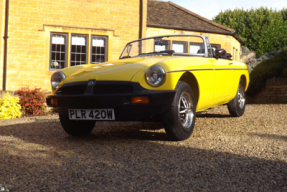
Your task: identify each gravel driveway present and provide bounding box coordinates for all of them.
[0,104,286,191]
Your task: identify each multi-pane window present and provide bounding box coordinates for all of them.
[190,43,204,54]
[154,40,169,52]
[50,33,67,70]
[190,43,220,55]
[50,33,108,71]
[91,36,107,64]
[70,35,87,66]
[172,41,187,53]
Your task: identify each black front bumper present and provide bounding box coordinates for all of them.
[46,90,175,121]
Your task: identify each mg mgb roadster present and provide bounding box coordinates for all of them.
[46,34,249,141]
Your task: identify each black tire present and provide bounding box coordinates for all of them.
[59,115,96,136]
[228,79,246,117]
[162,81,196,141]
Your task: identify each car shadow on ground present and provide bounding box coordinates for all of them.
[196,113,231,118]
[0,121,287,191]
[249,133,287,142]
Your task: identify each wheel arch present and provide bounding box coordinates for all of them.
[179,72,199,106]
[240,74,247,90]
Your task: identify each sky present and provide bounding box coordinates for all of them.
[168,0,287,20]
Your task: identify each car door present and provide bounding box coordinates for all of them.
[189,57,216,111]
[211,58,234,104]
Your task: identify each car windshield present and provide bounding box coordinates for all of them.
[120,35,209,59]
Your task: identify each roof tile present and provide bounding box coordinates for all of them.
[147,0,235,33]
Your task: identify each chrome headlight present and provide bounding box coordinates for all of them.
[145,65,166,87]
[51,71,66,89]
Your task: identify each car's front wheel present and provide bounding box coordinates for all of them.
[162,81,196,141]
[228,79,246,117]
[59,115,96,136]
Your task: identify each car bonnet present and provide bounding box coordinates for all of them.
[61,56,172,84]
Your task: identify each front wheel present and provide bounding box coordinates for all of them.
[162,81,196,141]
[228,79,246,117]
[59,115,96,136]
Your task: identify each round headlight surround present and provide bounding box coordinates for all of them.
[145,65,166,87]
[51,71,66,89]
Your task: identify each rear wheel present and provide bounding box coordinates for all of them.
[228,79,246,117]
[59,115,96,136]
[162,81,196,141]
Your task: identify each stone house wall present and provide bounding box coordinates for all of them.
[253,85,287,104]
[0,0,141,91]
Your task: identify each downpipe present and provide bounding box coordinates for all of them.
[3,0,9,91]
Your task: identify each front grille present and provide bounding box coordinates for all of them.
[56,83,87,95]
[56,81,136,95]
[93,84,133,94]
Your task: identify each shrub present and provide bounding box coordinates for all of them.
[16,87,46,116]
[247,49,287,96]
[0,92,22,119]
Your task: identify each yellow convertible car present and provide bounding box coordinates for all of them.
[46,35,249,141]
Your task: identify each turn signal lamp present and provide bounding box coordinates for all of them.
[51,98,58,106]
[131,96,149,104]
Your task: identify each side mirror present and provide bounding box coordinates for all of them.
[215,49,226,59]
[225,53,232,60]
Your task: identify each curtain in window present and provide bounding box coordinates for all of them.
[189,45,201,54]
[172,43,185,53]
[155,45,167,52]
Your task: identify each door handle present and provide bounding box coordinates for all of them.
[228,62,233,65]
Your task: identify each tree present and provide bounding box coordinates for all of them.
[281,8,287,22]
[213,7,287,56]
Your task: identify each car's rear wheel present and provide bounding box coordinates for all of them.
[59,115,96,136]
[162,81,196,141]
[228,79,246,117]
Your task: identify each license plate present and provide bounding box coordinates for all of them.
[68,109,115,120]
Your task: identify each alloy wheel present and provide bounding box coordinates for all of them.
[178,91,194,129]
[238,85,245,109]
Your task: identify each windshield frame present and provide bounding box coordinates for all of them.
[119,34,211,59]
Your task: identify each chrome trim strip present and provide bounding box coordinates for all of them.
[167,68,248,73]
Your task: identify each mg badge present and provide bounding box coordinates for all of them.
[88,80,95,86]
